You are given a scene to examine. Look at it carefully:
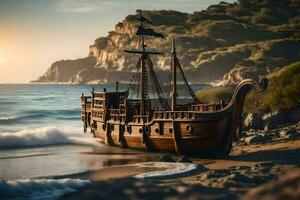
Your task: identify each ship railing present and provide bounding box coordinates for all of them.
[108,108,126,122]
[152,101,227,120]
[153,111,197,120]
[92,92,106,99]
[93,104,104,110]
[190,100,227,112]
[109,108,126,115]
[81,96,91,112]
[133,115,150,123]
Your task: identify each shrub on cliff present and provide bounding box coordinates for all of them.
[196,87,234,104]
[197,61,300,112]
[246,61,300,112]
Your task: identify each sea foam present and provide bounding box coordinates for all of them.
[0,127,102,149]
[0,178,90,200]
[135,162,199,179]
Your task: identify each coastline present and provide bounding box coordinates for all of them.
[60,138,300,199]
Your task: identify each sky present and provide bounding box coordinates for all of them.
[0,0,234,83]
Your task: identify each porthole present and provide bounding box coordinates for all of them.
[186,125,193,133]
[169,128,173,134]
[144,125,151,135]
[139,128,143,134]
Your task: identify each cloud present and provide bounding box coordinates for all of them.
[56,0,102,13]
[55,0,230,14]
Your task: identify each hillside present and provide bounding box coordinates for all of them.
[33,0,300,84]
[197,61,300,112]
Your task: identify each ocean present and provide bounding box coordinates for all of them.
[0,83,207,200]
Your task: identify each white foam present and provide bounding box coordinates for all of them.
[134,162,198,179]
[0,127,102,149]
[68,136,102,147]
[0,116,21,121]
[0,178,90,200]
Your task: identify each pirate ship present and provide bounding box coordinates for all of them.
[81,11,267,157]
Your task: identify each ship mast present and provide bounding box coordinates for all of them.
[139,10,147,115]
[125,9,170,112]
[171,37,177,111]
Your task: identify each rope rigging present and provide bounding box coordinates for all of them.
[126,10,201,112]
[174,57,202,104]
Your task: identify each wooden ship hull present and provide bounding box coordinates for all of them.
[81,80,265,157]
[80,11,267,157]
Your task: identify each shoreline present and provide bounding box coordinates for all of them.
[60,138,300,199]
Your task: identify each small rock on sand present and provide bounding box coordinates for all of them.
[178,155,193,163]
[245,134,273,145]
[159,153,176,162]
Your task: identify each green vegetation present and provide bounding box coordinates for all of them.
[246,61,300,112]
[197,62,300,112]
[196,87,234,104]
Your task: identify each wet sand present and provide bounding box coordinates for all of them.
[60,136,300,199]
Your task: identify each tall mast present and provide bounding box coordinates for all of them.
[171,37,177,111]
[139,10,146,51]
[138,10,147,115]
[125,9,169,112]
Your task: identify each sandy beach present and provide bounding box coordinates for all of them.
[59,123,300,200]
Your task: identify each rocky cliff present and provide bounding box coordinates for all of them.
[33,0,300,84]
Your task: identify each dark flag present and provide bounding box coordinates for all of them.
[138,16,152,24]
[136,26,166,39]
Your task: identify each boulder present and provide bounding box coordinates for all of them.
[287,108,300,124]
[285,128,300,139]
[263,111,289,130]
[244,113,264,130]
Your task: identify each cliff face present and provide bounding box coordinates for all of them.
[33,57,97,83]
[34,0,300,84]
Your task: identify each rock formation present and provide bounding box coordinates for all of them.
[33,0,300,84]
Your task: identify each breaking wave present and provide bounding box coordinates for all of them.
[0,116,21,121]
[135,162,200,179]
[0,127,102,149]
[0,178,90,200]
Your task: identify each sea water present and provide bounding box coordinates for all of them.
[0,83,207,199]
[0,83,136,180]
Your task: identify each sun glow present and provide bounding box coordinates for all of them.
[0,54,5,66]
[0,54,4,66]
